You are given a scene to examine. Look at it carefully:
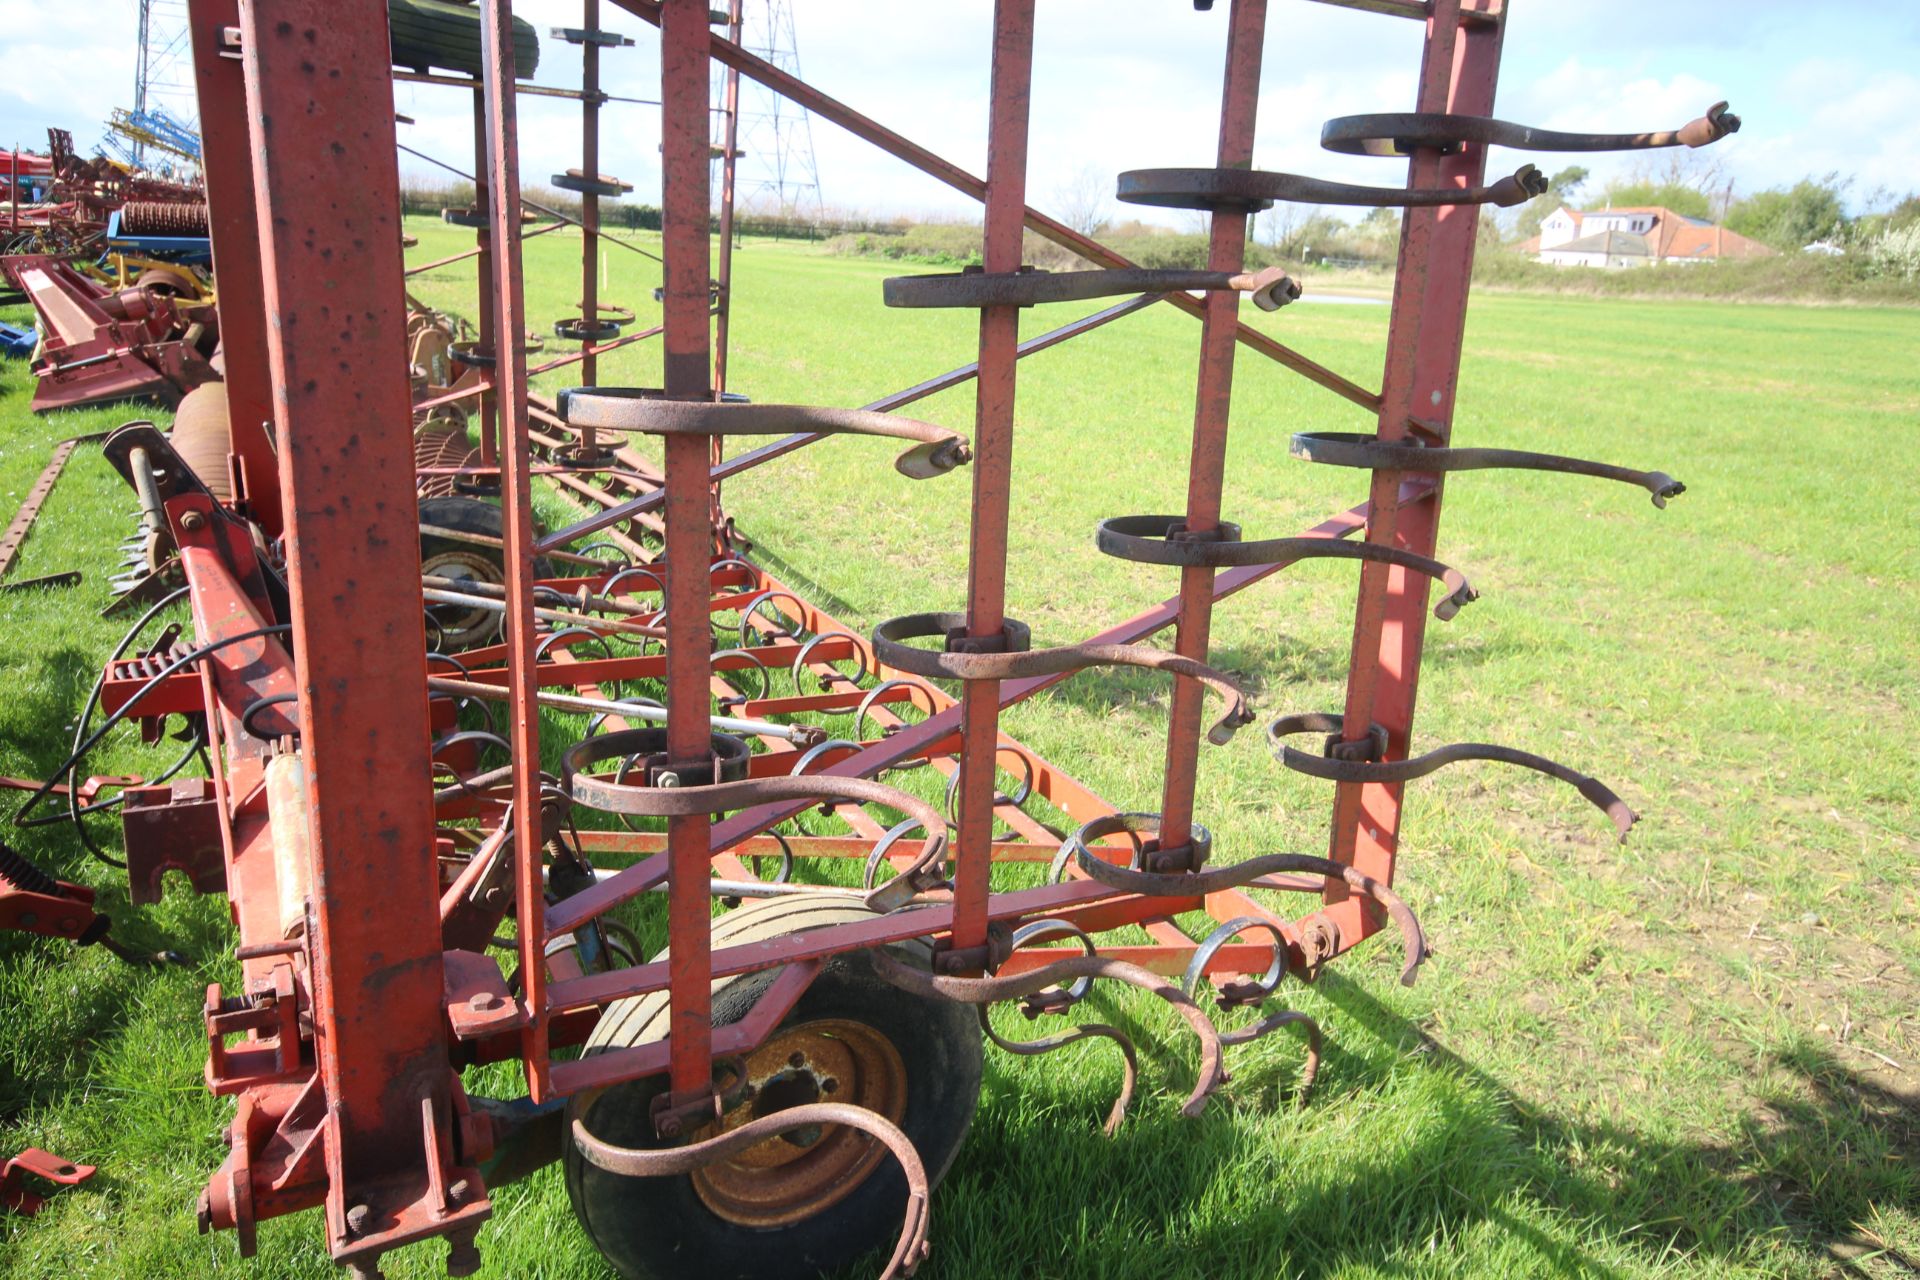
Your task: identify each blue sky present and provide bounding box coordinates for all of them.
[3,1,1915,227]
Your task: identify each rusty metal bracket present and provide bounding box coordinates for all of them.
[1321,100,1741,157]
[1290,431,1686,508]
[1,1147,97,1217]
[1116,162,1546,212]
[1097,514,1478,620]
[121,778,229,904]
[883,265,1300,312]
[930,922,1012,975]
[203,962,304,1096]
[1267,711,1638,842]
[872,613,1252,745]
[557,391,973,479]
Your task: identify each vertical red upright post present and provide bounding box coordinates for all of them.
[1326,0,1505,935]
[472,87,500,467]
[659,0,718,1101]
[712,0,743,397]
[478,0,550,1098]
[1158,0,1269,856]
[235,0,454,1250]
[577,0,604,462]
[950,0,1036,956]
[186,0,280,535]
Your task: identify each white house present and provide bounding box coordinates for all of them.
[1520,205,1775,269]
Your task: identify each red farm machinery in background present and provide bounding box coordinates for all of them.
[1,0,1738,1275]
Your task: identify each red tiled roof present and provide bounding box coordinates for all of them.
[1542,205,1777,262]
[1660,222,1774,260]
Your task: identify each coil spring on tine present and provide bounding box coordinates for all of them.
[534,627,615,665]
[1045,813,1163,885]
[426,655,497,733]
[708,556,757,583]
[432,729,513,764]
[943,746,1035,826]
[1180,917,1325,1101]
[736,588,809,648]
[711,648,771,706]
[863,818,951,895]
[601,566,667,623]
[978,918,1139,1136]
[791,630,871,703]
[573,542,631,569]
[788,739,861,778]
[1181,916,1288,1010]
[852,679,940,769]
[1006,918,1099,1010]
[746,828,796,885]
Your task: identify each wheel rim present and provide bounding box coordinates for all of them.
[689,1018,908,1228]
[422,546,504,648]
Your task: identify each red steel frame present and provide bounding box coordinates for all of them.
[1328,0,1501,921]
[90,0,1617,1273]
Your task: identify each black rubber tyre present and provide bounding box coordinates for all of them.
[565,897,984,1280]
[388,0,540,79]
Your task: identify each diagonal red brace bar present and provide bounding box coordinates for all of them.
[608,0,1379,411]
[545,490,1432,937]
[535,292,1163,554]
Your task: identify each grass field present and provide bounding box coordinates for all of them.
[2,220,1917,1279]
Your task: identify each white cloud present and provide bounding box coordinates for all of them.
[1736,62,1920,201]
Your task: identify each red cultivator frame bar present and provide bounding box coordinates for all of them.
[16,0,1735,1275]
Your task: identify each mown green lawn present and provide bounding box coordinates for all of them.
[2,224,1916,1279]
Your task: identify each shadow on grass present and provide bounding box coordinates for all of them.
[1001,632,1528,736]
[2,645,99,778]
[736,540,871,630]
[872,970,1919,1280]
[1244,971,1920,1280]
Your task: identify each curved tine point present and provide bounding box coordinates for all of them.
[978,1004,1139,1136]
[1247,267,1304,313]
[570,1104,931,1279]
[1269,713,1636,846]
[1219,1009,1323,1106]
[1488,163,1549,207]
[893,436,972,480]
[870,947,1225,1118]
[1680,101,1741,147]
